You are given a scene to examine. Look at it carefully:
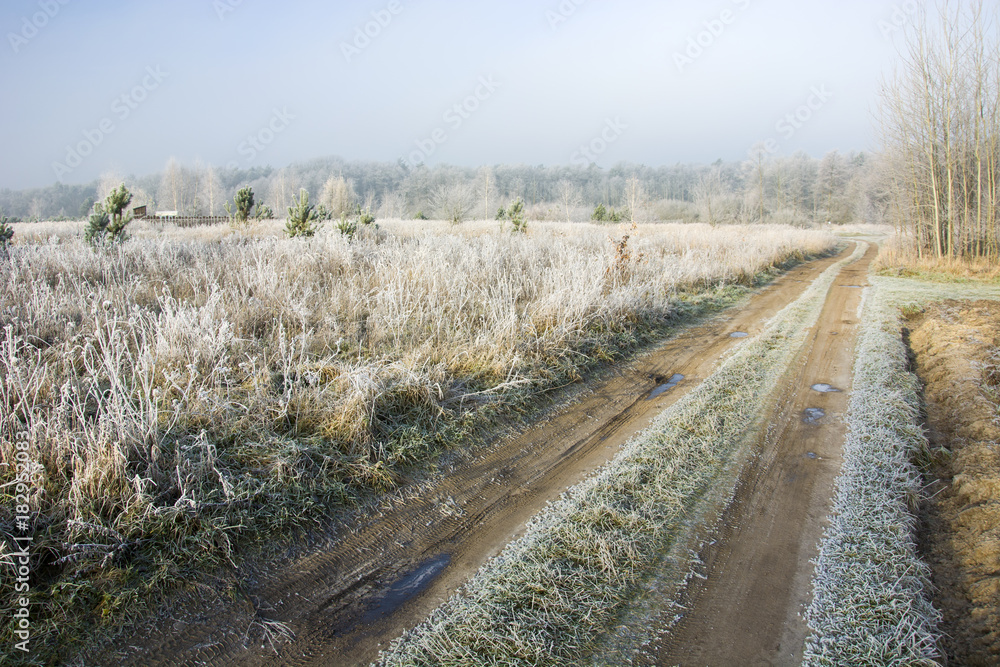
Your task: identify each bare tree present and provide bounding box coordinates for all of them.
[623,176,647,224]
[557,180,581,222]
[321,174,356,218]
[198,162,220,216]
[693,167,724,225]
[879,0,1000,260]
[431,182,475,224]
[478,167,498,221]
[158,157,185,213]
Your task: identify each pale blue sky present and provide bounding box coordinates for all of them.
[1,0,916,189]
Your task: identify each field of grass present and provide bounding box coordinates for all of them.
[0,218,835,662]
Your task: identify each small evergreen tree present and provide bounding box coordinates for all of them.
[355,204,376,227]
[254,202,273,221]
[0,208,14,256]
[85,203,111,245]
[226,186,254,226]
[104,183,133,241]
[336,213,358,239]
[285,189,319,238]
[497,198,527,233]
[591,203,624,223]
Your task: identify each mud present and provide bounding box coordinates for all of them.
[909,300,1000,665]
[103,248,854,667]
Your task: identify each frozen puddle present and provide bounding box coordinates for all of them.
[648,374,685,400]
[810,383,841,393]
[803,408,826,423]
[729,332,749,338]
[362,554,451,624]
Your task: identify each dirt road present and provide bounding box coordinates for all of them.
[654,242,874,666]
[114,246,860,667]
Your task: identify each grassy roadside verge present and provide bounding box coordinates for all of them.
[0,227,837,666]
[804,276,1000,666]
[376,243,866,666]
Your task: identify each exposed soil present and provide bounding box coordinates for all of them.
[102,247,854,667]
[908,300,1000,665]
[651,243,875,666]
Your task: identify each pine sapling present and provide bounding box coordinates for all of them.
[285,189,320,238]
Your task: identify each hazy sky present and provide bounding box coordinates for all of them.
[1,0,916,190]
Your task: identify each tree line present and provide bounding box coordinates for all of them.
[1,150,879,228]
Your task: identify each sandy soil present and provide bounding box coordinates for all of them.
[104,248,854,667]
[909,300,1000,665]
[650,243,874,666]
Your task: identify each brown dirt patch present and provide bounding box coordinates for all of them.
[909,300,1000,665]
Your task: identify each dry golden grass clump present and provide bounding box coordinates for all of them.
[0,218,833,658]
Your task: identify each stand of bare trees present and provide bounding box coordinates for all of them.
[879,0,1000,260]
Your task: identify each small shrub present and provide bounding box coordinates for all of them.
[413,211,429,220]
[285,189,320,238]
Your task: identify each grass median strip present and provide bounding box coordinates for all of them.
[377,242,866,666]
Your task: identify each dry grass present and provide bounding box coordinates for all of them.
[874,232,1000,282]
[0,218,833,662]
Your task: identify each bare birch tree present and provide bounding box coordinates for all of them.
[879,0,1000,260]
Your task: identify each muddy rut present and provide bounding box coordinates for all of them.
[115,247,857,667]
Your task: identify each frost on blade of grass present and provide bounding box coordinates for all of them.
[803,288,942,666]
[376,243,866,667]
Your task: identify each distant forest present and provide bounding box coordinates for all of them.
[0,149,881,226]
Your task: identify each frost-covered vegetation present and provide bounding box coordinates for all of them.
[376,244,863,666]
[0,218,834,661]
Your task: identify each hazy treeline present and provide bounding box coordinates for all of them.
[0,150,880,226]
